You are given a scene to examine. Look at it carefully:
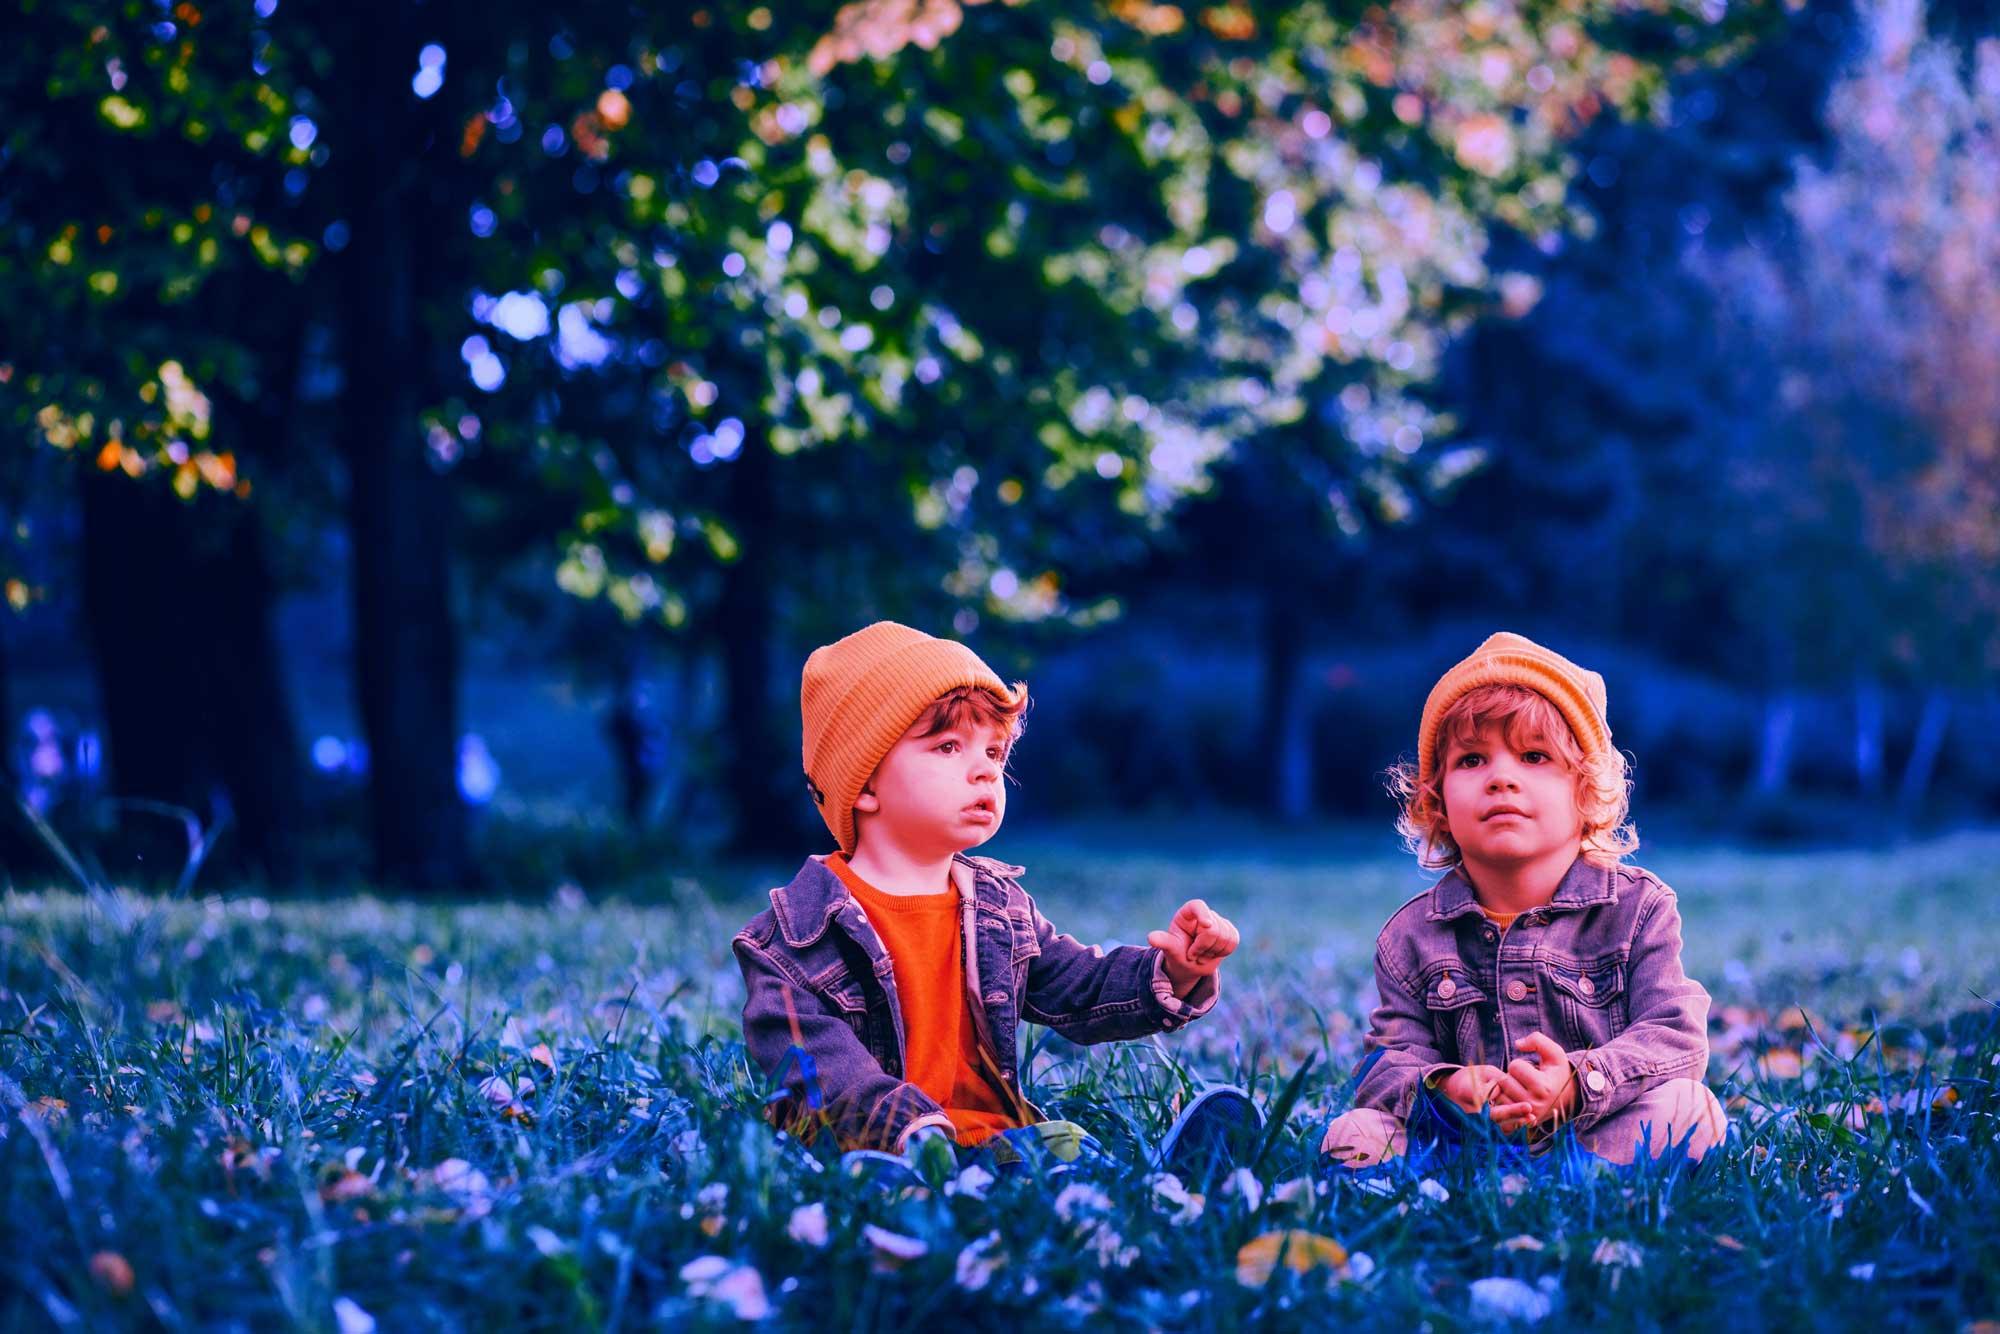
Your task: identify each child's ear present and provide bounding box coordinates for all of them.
[854,785,881,814]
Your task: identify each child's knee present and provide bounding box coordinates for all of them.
[1582,1078,1726,1164]
[1320,1108,1407,1166]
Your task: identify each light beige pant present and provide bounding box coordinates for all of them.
[1321,1078,1726,1168]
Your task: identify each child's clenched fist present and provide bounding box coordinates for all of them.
[1148,898,1239,997]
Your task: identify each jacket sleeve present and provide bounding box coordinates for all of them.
[1565,887,1712,1132]
[1020,894,1216,1043]
[1352,947,1461,1120]
[732,927,951,1152]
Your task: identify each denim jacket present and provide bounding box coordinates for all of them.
[1353,856,1710,1132]
[733,852,1218,1151]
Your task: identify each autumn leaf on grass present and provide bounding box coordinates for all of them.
[319,1167,375,1203]
[1757,1048,1804,1080]
[1236,1230,1351,1287]
[89,1251,134,1297]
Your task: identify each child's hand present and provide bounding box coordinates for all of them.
[1438,1064,1535,1123]
[1147,898,1238,996]
[1490,1032,1579,1132]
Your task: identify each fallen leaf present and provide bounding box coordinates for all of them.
[89,1251,134,1297]
[1236,1229,1350,1287]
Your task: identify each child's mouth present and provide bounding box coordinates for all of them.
[963,799,996,822]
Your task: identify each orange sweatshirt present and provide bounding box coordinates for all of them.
[827,855,1025,1146]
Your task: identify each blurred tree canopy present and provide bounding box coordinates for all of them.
[441,0,1770,842]
[35,0,2000,885]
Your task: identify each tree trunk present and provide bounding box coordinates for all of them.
[333,14,466,890]
[605,644,661,825]
[1751,690,1798,797]
[77,473,301,878]
[714,432,799,853]
[1258,592,1313,821]
[1896,688,1951,818]
[0,623,53,882]
[1853,677,1884,795]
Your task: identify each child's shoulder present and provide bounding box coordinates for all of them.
[732,902,780,950]
[1371,885,1444,958]
[956,853,1033,906]
[1606,860,1677,906]
[961,852,1028,881]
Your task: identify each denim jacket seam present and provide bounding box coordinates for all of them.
[1024,995,1148,1027]
[1631,883,1670,944]
[736,931,821,996]
[769,885,845,950]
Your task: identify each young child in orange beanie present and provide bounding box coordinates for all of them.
[1321,632,1726,1168]
[735,621,1262,1181]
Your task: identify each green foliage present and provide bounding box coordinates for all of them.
[3,830,1995,1327]
[429,0,1781,639]
[3,0,320,508]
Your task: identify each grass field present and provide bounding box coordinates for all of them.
[3,825,1996,1329]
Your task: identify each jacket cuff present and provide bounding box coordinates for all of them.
[895,1113,956,1154]
[1147,951,1219,1030]
[1566,1049,1621,1131]
[1399,1062,1460,1119]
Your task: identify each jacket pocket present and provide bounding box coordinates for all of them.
[1541,957,1627,1047]
[1005,910,1040,965]
[1419,965,1488,1063]
[809,961,870,1016]
[1003,910,1040,997]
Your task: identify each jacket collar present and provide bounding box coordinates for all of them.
[769,852,1022,948]
[1425,854,1616,922]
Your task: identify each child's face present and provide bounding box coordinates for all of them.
[1439,722,1583,870]
[852,715,1010,859]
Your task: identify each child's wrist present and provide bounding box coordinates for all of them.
[1155,950,1210,997]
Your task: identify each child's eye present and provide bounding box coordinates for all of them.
[1522,750,1550,764]
[936,740,959,754]
[1455,753,1483,768]
[987,747,1005,761]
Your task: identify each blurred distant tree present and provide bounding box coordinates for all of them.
[1444,0,1998,810]
[3,2,518,885]
[2,1,320,874]
[1700,0,2000,810]
[1437,0,1850,796]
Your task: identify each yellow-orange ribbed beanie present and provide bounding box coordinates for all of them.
[1416,632,1612,789]
[800,621,1022,853]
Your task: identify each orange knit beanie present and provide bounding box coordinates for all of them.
[800,621,1022,852]
[1416,632,1612,789]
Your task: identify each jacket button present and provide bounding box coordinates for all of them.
[1585,1068,1607,1094]
[1483,928,1497,942]
[1579,975,1596,996]
[1505,979,1528,1002]
[1437,977,1456,1000]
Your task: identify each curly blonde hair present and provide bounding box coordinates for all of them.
[1388,683,1637,871]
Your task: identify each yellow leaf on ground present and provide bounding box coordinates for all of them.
[1236,1229,1349,1287]
[89,1251,134,1297]
[1758,1048,1804,1079]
